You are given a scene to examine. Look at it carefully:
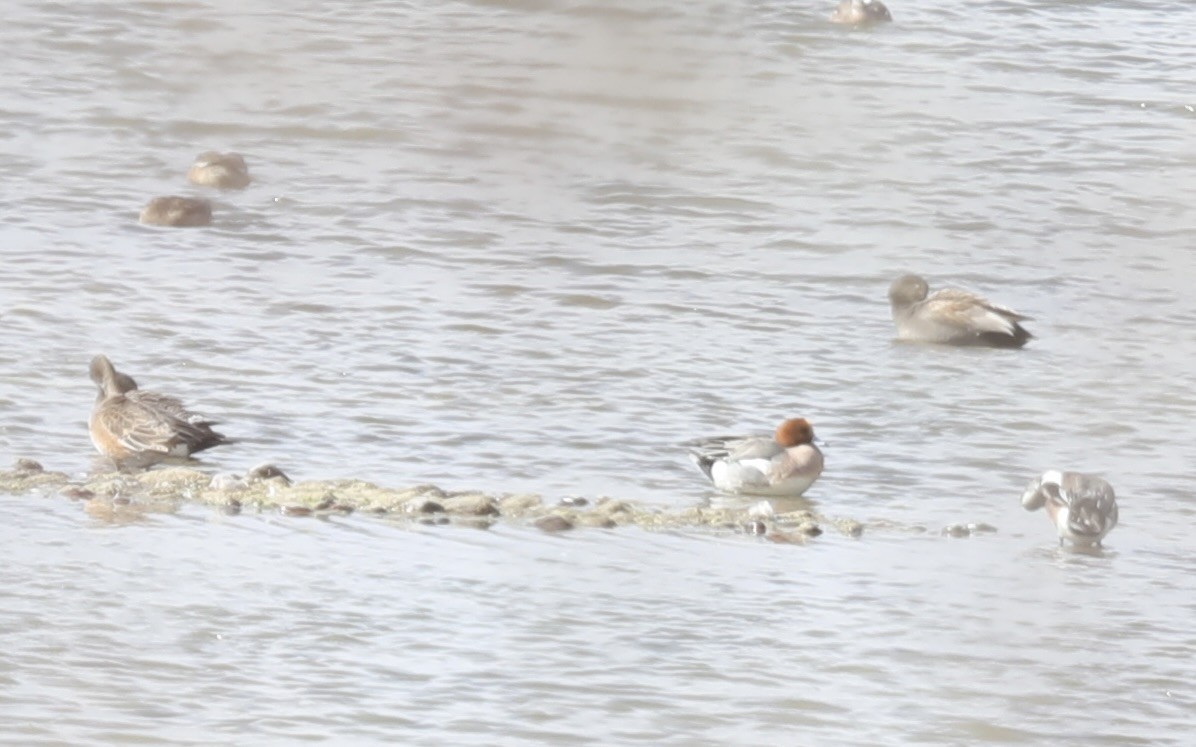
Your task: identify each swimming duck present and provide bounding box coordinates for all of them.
[888,273,1033,348]
[830,0,892,25]
[139,196,212,227]
[1021,470,1119,548]
[686,418,824,497]
[88,355,230,467]
[187,151,251,190]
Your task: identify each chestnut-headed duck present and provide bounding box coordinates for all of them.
[139,196,212,227]
[831,0,892,26]
[88,355,230,467]
[888,273,1033,348]
[686,418,824,497]
[1021,470,1118,548]
[187,151,251,190]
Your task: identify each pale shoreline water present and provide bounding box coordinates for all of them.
[3,0,1196,744]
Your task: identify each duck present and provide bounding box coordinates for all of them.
[1021,470,1119,548]
[888,273,1033,348]
[107,368,223,428]
[830,0,892,25]
[187,151,251,190]
[88,355,231,467]
[686,418,824,497]
[139,196,212,227]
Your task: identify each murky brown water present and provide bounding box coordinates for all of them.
[2,0,1195,743]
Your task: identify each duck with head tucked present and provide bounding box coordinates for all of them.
[686,418,824,497]
[89,355,231,468]
[831,0,892,26]
[1021,471,1118,548]
[888,273,1033,348]
[187,151,251,190]
[139,196,212,227]
[108,369,221,428]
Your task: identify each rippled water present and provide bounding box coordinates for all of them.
[3,0,1195,743]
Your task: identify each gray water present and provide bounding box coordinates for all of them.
[2,0,1195,744]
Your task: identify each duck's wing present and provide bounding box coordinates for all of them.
[686,434,777,460]
[686,434,778,482]
[1058,473,1118,536]
[101,398,188,455]
[925,289,1031,336]
[128,390,218,426]
[113,395,228,455]
[1066,497,1118,539]
[727,436,783,462]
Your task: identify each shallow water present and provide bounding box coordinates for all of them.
[2,0,1195,743]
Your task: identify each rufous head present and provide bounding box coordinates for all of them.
[775,418,815,448]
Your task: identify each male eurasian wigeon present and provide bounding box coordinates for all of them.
[187,151,251,190]
[1021,470,1119,548]
[89,355,230,467]
[830,0,892,25]
[888,273,1033,348]
[686,418,824,497]
[139,196,212,227]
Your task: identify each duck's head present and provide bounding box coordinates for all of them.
[888,274,930,306]
[1021,470,1063,511]
[89,355,120,397]
[775,418,815,448]
[831,0,892,25]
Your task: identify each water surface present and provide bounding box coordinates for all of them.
[2,0,1195,743]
